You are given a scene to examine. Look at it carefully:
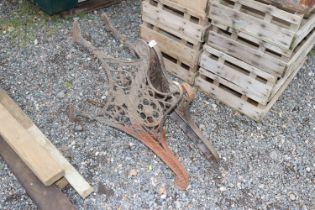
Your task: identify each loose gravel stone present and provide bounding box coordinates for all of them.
[74,125,83,132]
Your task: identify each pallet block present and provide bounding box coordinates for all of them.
[141,0,210,83]
[209,0,307,50]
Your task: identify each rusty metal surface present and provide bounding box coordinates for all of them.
[71,14,219,190]
[261,0,315,13]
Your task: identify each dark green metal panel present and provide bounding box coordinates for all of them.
[32,0,78,15]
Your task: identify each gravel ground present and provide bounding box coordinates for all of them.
[0,0,314,209]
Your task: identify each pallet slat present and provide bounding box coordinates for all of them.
[207,27,287,77]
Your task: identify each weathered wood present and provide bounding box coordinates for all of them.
[142,0,209,44]
[207,27,287,77]
[161,0,209,18]
[140,24,199,84]
[0,89,93,198]
[209,0,304,50]
[199,46,276,105]
[141,0,209,84]
[196,55,306,120]
[0,136,76,210]
[140,24,201,66]
[197,29,315,120]
[0,103,64,186]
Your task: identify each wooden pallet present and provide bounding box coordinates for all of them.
[209,0,306,50]
[197,29,315,120]
[196,55,307,121]
[207,23,315,77]
[140,23,200,84]
[142,0,209,44]
[199,45,277,105]
[141,0,210,84]
[211,8,315,56]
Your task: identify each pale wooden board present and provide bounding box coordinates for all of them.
[142,1,208,44]
[0,89,93,198]
[140,24,201,66]
[209,0,303,50]
[0,103,64,186]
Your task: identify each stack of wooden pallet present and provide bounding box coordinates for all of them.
[196,0,315,120]
[140,0,210,84]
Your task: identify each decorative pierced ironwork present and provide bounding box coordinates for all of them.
[71,14,219,190]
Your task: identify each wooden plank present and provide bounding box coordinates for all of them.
[0,137,76,210]
[196,72,264,120]
[0,103,64,186]
[0,89,94,198]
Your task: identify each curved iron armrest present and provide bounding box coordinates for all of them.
[71,14,219,190]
